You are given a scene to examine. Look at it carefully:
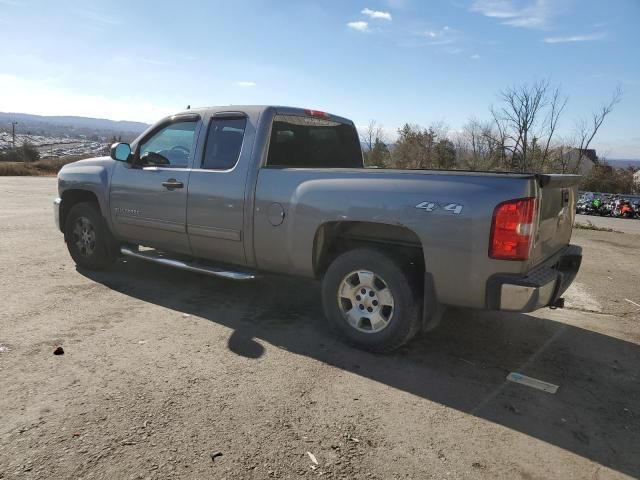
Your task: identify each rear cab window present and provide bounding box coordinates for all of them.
[266,114,363,168]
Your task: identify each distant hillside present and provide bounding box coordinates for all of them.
[0,112,149,140]
[607,158,640,169]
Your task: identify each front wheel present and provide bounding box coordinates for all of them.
[64,202,118,270]
[321,248,422,353]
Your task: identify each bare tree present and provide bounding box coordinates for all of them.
[360,120,390,167]
[539,87,568,171]
[360,120,384,153]
[491,80,570,172]
[488,107,509,170]
[550,137,574,174]
[573,85,623,172]
[458,118,501,170]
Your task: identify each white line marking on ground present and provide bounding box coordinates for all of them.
[471,325,567,415]
[624,298,640,309]
[563,282,602,312]
[506,372,559,394]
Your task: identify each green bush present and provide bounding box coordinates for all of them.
[580,164,638,194]
[0,149,19,162]
[20,142,40,162]
[0,143,41,163]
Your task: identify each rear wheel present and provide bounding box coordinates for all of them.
[322,248,421,352]
[64,202,118,270]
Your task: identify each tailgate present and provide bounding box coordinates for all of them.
[529,174,581,267]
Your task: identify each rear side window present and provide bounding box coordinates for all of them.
[201,117,247,170]
[266,114,362,168]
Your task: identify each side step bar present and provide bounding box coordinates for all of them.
[120,246,256,281]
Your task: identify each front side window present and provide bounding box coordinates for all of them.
[138,121,197,167]
[201,117,247,170]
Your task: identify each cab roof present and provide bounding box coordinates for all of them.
[168,105,354,125]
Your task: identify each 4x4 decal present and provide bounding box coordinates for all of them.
[415,202,464,214]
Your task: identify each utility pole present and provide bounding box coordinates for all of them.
[10,121,18,149]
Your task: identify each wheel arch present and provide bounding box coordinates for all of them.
[312,221,444,333]
[60,189,101,232]
[312,221,426,279]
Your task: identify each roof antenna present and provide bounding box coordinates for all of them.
[186,104,191,110]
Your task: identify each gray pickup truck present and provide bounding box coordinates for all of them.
[55,105,582,352]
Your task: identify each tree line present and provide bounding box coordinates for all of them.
[362,80,635,193]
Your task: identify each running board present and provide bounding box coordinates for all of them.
[120,246,257,281]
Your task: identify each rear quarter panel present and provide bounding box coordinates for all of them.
[253,168,535,308]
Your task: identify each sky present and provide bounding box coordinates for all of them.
[0,0,638,158]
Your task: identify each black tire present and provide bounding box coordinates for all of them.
[321,248,422,353]
[64,202,118,270]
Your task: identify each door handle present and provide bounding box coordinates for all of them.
[162,179,184,190]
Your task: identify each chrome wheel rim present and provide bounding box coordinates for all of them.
[337,270,395,333]
[72,216,96,257]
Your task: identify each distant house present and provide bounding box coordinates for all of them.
[551,147,597,175]
[634,169,640,186]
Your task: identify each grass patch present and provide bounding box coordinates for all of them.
[0,162,32,176]
[574,220,623,233]
[0,156,91,176]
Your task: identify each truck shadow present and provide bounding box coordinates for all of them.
[81,259,639,478]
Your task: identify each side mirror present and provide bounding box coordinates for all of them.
[110,143,132,162]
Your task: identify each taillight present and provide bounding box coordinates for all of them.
[304,109,329,119]
[489,198,537,260]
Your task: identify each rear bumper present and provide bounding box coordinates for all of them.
[486,244,582,312]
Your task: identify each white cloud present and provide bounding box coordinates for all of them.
[471,53,481,59]
[471,0,519,18]
[235,81,257,87]
[470,0,552,29]
[544,33,605,43]
[362,8,392,20]
[417,26,458,46]
[347,21,370,32]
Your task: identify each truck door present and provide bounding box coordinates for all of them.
[186,112,252,266]
[109,115,201,254]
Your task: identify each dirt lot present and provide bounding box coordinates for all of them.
[1,177,639,480]
[576,213,640,236]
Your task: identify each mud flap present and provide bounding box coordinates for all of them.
[422,272,446,332]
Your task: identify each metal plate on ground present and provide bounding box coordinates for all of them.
[507,372,559,394]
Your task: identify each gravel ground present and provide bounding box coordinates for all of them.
[576,213,640,235]
[1,177,639,480]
